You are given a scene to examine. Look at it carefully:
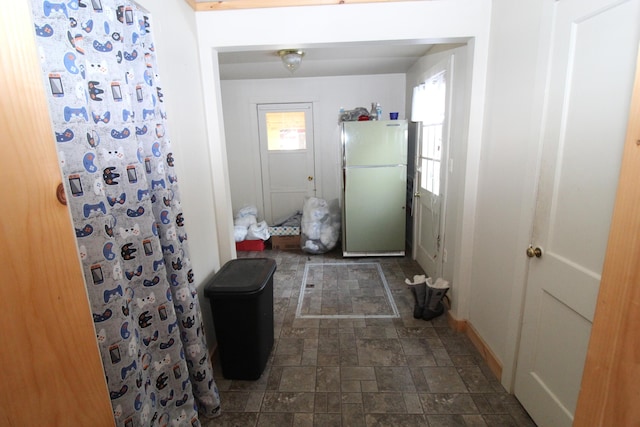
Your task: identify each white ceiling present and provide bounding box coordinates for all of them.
[217,42,436,80]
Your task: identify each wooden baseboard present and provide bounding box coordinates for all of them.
[447,312,502,381]
[447,310,467,332]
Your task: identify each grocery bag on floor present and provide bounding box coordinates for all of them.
[300,197,340,254]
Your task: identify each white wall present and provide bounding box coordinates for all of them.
[136,0,222,349]
[471,0,548,389]
[196,0,492,260]
[195,0,492,351]
[221,74,406,217]
[139,0,496,353]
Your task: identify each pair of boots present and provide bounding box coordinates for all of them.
[405,275,450,321]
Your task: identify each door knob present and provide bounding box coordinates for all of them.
[308,176,313,181]
[526,246,543,258]
[414,192,420,197]
[56,183,67,205]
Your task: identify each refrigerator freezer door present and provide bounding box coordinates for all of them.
[343,165,406,255]
[343,121,407,167]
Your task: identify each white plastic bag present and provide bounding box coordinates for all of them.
[246,220,270,241]
[234,226,248,242]
[235,205,258,219]
[234,214,257,228]
[300,197,340,254]
[233,206,259,239]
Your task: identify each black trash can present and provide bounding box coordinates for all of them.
[204,258,276,380]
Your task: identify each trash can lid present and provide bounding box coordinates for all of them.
[204,258,277,296]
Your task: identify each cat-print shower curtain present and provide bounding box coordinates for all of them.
[29,1,221,425]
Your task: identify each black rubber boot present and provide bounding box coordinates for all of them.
[410,284,427,319]
[405,275,427,319]
[422,278,449,321]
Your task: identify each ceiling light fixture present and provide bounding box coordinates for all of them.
[277,49,305,74]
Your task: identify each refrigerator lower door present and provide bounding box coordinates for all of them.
[343,166,406,256]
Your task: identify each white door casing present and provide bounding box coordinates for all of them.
[257,103,315,224]
[515,1,640,426]
[413,62,452,280]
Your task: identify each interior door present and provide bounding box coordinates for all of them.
[0,2,114,424]
[257,103,315,224]
[574,47,640,426]
[515,1,640,426]
[413,69,449,279]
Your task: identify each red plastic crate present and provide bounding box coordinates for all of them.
[235,239,265,251]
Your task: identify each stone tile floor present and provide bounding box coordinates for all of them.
[203,247,536,427]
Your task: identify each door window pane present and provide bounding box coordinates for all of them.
[422,124,442,160]
[265,111,306,150]
[416,70,446,197]
[430,159,440,196]
[421,158,428,190]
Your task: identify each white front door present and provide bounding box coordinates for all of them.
[413,68,450,279]
[257,103,315,224]
[515,1,640,426]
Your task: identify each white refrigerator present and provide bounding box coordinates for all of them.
[341,120,408,257]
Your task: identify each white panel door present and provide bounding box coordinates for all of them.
[515,1,640,426]
[413,68,450,279]
[257,103,315,224]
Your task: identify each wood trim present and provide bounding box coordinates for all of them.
[0,3,114,426]
[185,0,421,12]
[447,312,503,382]
[447,310,467,333]
[465,322,503,381]
[573,48,640,426]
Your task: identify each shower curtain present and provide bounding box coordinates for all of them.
[30,1,221,425]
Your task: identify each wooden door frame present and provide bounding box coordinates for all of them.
[574,47,640,426]
[185,0,414,12]
[1,2,114,425]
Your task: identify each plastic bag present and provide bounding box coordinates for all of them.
[339,107,370,122]
[234,215,257,228]
[234,226,248,242]
[236,205,258,219]
[300,197,340,254]
[233,205,265,241]
[246,220,270,240]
